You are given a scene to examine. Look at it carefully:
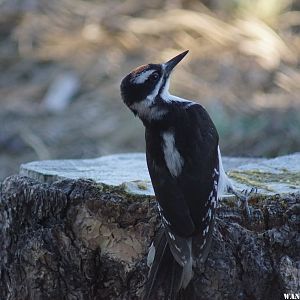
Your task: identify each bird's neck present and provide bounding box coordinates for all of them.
[132,79,193,126]
[134,96,169,126]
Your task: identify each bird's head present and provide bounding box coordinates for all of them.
[120,50,189,116]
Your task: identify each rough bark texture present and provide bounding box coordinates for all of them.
[0,175,299,300]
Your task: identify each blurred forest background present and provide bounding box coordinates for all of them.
[1,0,300,181]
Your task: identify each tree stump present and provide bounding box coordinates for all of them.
[0,153,299,300]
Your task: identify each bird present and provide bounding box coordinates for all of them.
[120,50,254,299]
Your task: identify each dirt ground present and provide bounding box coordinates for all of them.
[1,0,300,181]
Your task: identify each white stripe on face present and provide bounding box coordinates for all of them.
[146,75,163,103]
[131,70,155,84]
[129,73,164,120]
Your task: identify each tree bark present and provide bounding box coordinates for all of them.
[0,175,299,300]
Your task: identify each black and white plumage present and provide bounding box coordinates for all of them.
[120,51,235,299]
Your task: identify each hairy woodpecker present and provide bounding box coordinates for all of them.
[120,50,253,299]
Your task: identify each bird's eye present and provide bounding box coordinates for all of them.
[151,72,159,81]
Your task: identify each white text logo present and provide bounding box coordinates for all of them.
[284,294,300,299]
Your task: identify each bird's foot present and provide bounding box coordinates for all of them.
[228,187,257,221]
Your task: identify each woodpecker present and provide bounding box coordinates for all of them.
[120,50,254,299]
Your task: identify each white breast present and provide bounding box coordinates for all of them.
[217,146,233,197]
[162,131,184,177]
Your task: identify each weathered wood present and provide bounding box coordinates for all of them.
[19,153,300,195]
[0,172,299,299]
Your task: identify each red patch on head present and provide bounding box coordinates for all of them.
[131,64,148,75]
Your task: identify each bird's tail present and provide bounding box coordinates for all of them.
[144,228,191,300]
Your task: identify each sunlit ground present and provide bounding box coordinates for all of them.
[0,0,300,180]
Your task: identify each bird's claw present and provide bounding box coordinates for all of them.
[240,187,257,199]
[228,187,258,221]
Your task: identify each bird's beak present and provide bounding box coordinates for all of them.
[164,50,189,77]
